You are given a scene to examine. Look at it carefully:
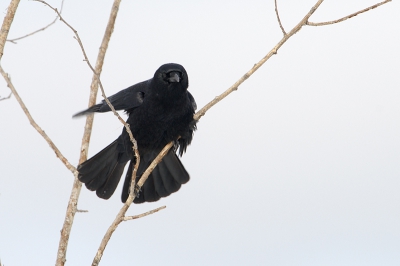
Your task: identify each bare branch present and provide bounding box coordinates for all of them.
[7,0,65,44]
[123,206,166,221]
[0,65,77,174]
[33,0,138,156]
[194,0,324,121]
[274,0,286,35]
[307,0,391,26]
[0,0,20,60]
[32,1,142,265]
[91,206,125,266]
[39,0,124,265]
[0,91,12,101]
[76,209,88,213]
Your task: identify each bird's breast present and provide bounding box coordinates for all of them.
[125,98,193,151]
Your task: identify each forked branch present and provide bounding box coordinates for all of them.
[123,206,166,221]
[7,0,65,43]
[274,0,286,35]
[0,65,77,174]
[307,0,391,26]
[43,0,126,265]
[0,91,12,101]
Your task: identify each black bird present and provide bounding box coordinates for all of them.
[74,63,196,203]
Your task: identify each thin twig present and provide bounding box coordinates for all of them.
[0,91,12,101]
[194,0,391,119]
[76,209,88,213]
[274,0,286,35]
[0,65,77,174]
[34,0,138,153]
[307,0,391,26]
[0,3,81,264]
[194,0,324,121]
[37,0,124,265]
[0,0,20,61]
[7,0,65,44]
[123,206,166,221]
[33,2,141,265]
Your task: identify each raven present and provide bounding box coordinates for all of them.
[74,63,196,203]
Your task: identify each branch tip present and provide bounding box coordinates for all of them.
[274,0,287,35]
[307,0,391,26]
[123,206,167,221]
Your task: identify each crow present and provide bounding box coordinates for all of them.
[73,63,196,203]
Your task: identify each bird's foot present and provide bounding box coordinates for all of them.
[134,184,141,198]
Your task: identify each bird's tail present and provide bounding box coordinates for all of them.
[78,140,127,199]
[121,149,190,203]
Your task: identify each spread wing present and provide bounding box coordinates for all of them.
[73,79,150,117]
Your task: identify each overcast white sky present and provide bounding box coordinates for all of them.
[0,0,399,265]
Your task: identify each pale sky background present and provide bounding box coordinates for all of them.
[0,0,399,265]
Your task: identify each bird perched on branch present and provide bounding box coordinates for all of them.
[73,63,197,203]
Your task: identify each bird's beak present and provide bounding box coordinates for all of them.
[168,72,180,83]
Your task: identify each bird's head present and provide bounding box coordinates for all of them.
[153,63,189,92]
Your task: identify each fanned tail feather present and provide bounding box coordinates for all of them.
[121,149,189,203]
[78,140,127,199]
